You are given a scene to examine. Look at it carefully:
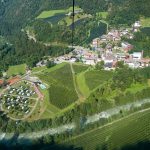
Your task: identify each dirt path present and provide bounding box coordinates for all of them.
[70,63,85,101]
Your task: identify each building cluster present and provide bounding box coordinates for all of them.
[90,21,150,69]
[54,46,99,65]
[0,94,31,114]
[8,85,36,97]
[0,81,37,116]
[35,21,149,70]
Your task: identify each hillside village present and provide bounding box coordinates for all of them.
[36,21,150,70]
[1,20,149,123]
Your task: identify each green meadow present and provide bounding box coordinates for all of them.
[37,6,82,19]
[96,11,108,19]
[7,64,26,77]
[141,17,150,27]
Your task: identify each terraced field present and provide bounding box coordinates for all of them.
[37,63,78,109]
[72,63,89,74]
[35,64,113,113]
[64,109,150,150]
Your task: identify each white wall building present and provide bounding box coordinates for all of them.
[132,52,142,60]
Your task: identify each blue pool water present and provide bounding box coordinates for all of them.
[40,84,46,90]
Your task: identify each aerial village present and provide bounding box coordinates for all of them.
[37,21,150,70]
[0,20,150,120]
[0,75,46,120]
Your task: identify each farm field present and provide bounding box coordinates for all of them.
[32,66,47,73]
[37,6,82,19]
[7,64,26,77]
[27,89,60,121]
[84,70,113,90]
[36,63,79,109]
[140,17,150,27]
[63,109,150,150]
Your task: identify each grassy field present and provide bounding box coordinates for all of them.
[76,71,90,98]
[42,62,67,74]
[59,14,90,26]
[27,88,60,121]
[96,11,108,19]
[74,65,114,98]
[38,89,60,119]
[37,6,82,19]
[32,66,47,73]
[37,63,78,109]
[84,70,113,91]
[7,64,26,77]
[72,63,89,74]
[141,17,150,27]
[125,83,149,94]
[63,109,150,150]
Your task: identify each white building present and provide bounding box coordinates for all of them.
[85,59,95,65]
[133,21,141,28]
[132,52,143,60]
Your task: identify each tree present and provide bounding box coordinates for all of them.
[112,67,134,90]
[46,60,56,68]
[0,71,3,78]
[116,61,125,68]
[96,61,104,70]
[101,42,107,49]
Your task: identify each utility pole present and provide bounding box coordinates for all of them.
[72,0,75,49]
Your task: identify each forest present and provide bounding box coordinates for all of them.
[0,34,71,71]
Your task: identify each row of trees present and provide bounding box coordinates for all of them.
[31,18,107,46]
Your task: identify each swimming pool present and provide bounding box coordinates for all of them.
[40,84,46,90]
